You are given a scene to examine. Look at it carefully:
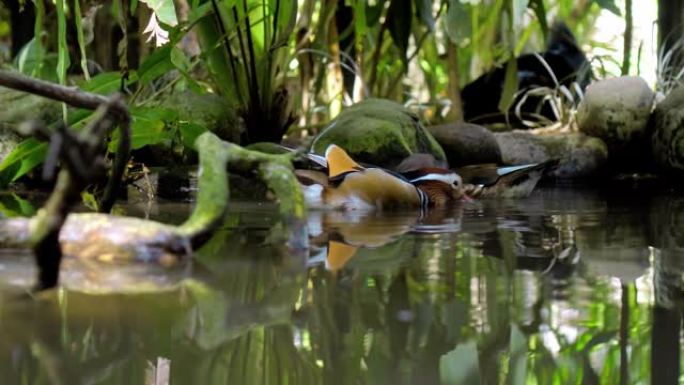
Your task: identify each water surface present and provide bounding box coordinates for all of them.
[0,184,683,384]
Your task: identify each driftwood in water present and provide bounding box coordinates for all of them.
[0,132,307,288]
[0,70,131,290]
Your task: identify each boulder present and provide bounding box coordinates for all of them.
[310,99,446,168]
[0,88,62,125]
[495,131,608,178]
[577,76,654,156]
[652,82,684,172]
[427,122,502,167]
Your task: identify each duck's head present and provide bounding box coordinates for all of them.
[406,168,465,206]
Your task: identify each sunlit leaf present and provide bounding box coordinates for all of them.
[498,57,518,113]
[440,341,480,385]
[0,138,48,186]
[80,191,99,211]
[139,0,178,26]
[179,122,208,150]
[352,0,367,37]
[108,107,176,151]
[582,330,618,352]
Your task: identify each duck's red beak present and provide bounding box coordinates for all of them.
[461,194,474,203]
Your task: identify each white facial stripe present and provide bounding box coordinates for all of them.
[410,173,462,185]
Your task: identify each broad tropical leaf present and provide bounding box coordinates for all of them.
[0,139,48,186]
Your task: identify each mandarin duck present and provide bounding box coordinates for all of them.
[296,145,464,211]
[293,145,556,210]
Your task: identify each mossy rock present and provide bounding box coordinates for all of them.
[311,99,446,168]
[0,88,62,125]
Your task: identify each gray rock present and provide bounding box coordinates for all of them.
[495,131,608,178]
[652,82,684,171]
[577,76,654,150]
[427,122,502,167]
[0,88,62,125]
[311,99,446,168]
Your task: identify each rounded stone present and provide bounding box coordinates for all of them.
[310,99,446,168]
[577,76,654,148]
[427,122,502,167]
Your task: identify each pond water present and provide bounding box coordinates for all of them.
[0,183,683,384]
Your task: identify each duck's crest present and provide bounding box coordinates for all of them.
[325,144,363,179]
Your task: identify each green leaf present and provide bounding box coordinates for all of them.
[365,2,383,27]
[0,194,36,217]
[593,0,621,15]
[582,330,618,352]
[56,0,69,122]
[80,191,99,211]
[15,38,46,78]
[170,46,191,72]
[138,45,174,85]
[498,57,518,114]
[386,0,412,64]
[179,122,208,150]
[527,0,548,38]
[0,139,48,187]
[270,0,297,49]
[352,0,367,37]
[55,0,70,85]
[445,0,471,44]
[108,107,176,151]
[139,0,178,26]
[73,0,90,80]
[414,0,435,31]
[80,72,118,94]
[440,341,480,385]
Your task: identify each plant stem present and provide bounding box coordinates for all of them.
[621,0,633,75]
[367,21,388,93]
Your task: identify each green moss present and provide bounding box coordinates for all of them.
[311,98,445,167]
